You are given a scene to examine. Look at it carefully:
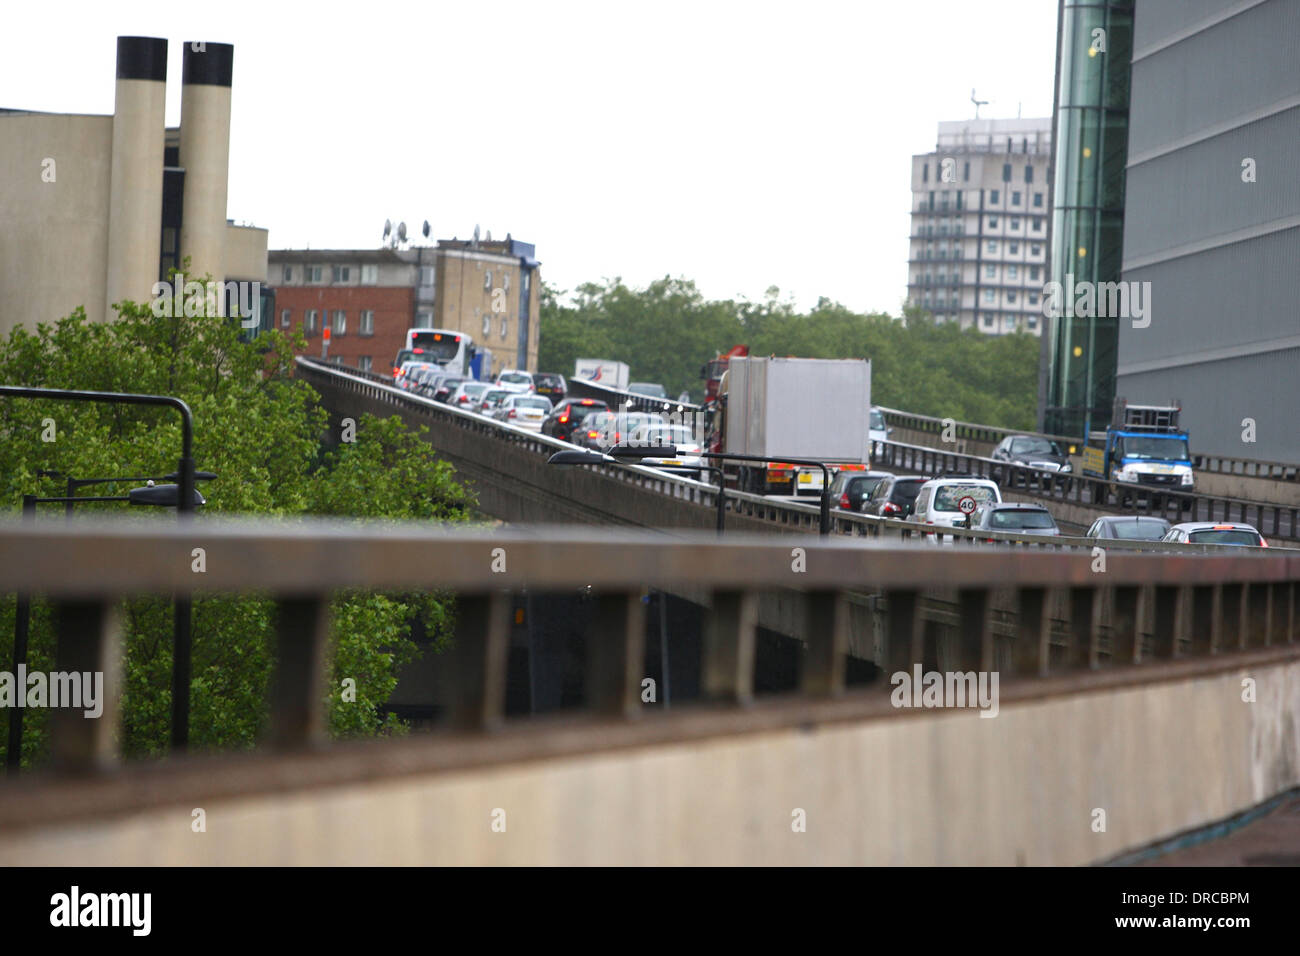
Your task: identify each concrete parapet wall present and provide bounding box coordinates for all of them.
[3,652,1295,864]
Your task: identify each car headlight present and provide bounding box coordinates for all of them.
[1060,462,1072,473]
[1180,473,1194,486]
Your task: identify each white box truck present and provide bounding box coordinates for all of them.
[573,358,630,392]
[722,356,871,495]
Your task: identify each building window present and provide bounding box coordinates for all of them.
[282,265,292,283]
[1009,242,1019,254]
[983,314,994,328]
[482,314,491,336]
[1031,244,1042,256]
[988,217,998,228]
[331,266,350,283]
[333,310,346,335]
[1032,219,1043,232]
[1007,291,1017,303]
[1029,293,1040,305]
[1010,218,1021,230]
[922,163,929,183]
[503,273,510,292]
[361,264,378,284]
[305,309,318,334]
[1008,265,1018,279]
[989,189,999,204]
[1025,165,1034,183]
[1002,163,1011,182]
[1027,316,1039,330]
[499,317,508,339]
[983,290,995,303]
[987,240,997,253]
[985,265,996,278]
[416,311,431,325]
[1033,193,1043,207]
[359,310,374,335]
[1029,266,1040,280]
[1011,191,1021,206]
[484,270,492,290]
[358,356,372,372]
[280,309,291,328]
[963,161,970,181]
[420,266,434,287]
[306,266,322,283]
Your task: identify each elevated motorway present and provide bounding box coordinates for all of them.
[880,405,1300,507]
[300,359,1300,545]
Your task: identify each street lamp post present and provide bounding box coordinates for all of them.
[5,474,210,774]
[548,445,832,535]
[698,451,832,536]
[0,386,200,754]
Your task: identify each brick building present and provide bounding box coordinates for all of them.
[270,236,541,377]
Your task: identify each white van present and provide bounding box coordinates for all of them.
[910,476,1002,531]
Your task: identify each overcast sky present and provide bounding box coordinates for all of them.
[4,0,1058,313]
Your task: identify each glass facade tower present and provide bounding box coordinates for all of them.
[1041,1,1134,437]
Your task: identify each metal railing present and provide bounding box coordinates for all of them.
[877,405,1300,482]
[1,519,1296,834]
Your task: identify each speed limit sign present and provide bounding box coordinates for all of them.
[957,495,978,516]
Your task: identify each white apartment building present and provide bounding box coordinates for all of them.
[907,117,1052,336]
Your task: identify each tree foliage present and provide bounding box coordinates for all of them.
[0,287,474,766]
[538,278,1039,428]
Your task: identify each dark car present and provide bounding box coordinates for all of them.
[991,435,1072,487]
[534,372,567,404]
[828,470,891,511]
[628,382,667,399]
[860,475,928,518]
[433,376,465,403]
[970,502,1061,537]
[1085,515,1171,541]
[541,397,609,443]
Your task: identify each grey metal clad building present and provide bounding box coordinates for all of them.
[1117,0,1300,462]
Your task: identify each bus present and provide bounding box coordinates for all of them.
[401,328,476,378]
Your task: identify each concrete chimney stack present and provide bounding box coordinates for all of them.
[104,36,167,320]
[178,42,234,288]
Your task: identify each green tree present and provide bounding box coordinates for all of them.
[0,284,475,766]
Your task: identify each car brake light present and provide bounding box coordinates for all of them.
[508,410,517,418]
[1261,538,1269,548]
[882,502,901,514]
[586,431,598,439]
[839,493,851,509]
[580,400,594,405]
[559,414,569,424]
[1212,525,1235,530]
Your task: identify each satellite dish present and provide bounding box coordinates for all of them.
[383,219,392,240]
[485,230,492,242]
[397,222,407,242]
[422,220,431,239]
[473,224,480,244]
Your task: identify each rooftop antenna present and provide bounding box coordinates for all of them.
[971,88,988,120]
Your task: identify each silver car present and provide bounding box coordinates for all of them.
[494,393,553,431]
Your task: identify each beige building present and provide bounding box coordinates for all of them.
[907,117,1053,337]
[0,36,266,338]
[269,235,542,377]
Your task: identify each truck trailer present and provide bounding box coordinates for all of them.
[573,358,630,392]
[717,356,872,495]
